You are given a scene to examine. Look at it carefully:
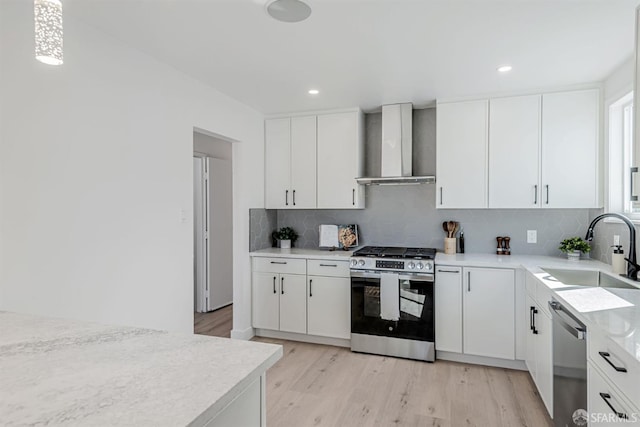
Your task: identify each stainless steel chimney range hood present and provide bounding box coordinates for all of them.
[356,103,436,186]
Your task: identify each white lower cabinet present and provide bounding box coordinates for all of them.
[463,267,515,360]
[525,292,553,416]
[307,275,350,339]
[588,363,640,426]
[435,266,463,353]
[252,271,307,334]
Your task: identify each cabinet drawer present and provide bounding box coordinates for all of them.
[252,257,306,275]
[307,259,350,277]
[589,330,640,407]
[588,363,640,426]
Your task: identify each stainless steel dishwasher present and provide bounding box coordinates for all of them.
[550,299,587,427]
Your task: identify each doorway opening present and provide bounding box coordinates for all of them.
[193,131,233,338]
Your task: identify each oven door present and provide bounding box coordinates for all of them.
[351,271,434,342]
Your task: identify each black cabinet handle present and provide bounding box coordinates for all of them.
[467,271,471,292]
[532,307,538,334]
[545,185,549,205]
[285,190,289,206]
[631,167,638,201]
[599,352,628,373]
[440,187,443,205]
[437,269,459,273]
[309,279,313,297]
[270,261,287,265]
[280,276,284,294]
[599,393,628,419]
[319,263,337,267]
[534,185,538,205]
[293,189,296,206]
[273,276,276,294]
[530,306,534,330]
[352,189,355,206]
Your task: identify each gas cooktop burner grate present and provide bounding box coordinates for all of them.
[353,246,437,259]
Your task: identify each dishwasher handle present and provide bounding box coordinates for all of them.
[549,300,586,340]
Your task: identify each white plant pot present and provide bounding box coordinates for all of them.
[278,239,291,249]
[567,251,581,261]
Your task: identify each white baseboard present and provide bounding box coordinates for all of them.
[436,351,527,371]
[230,326,255,341]
[254,329,350,348]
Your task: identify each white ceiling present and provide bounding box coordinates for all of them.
[67,0,639,114]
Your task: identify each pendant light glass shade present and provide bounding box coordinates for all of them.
[34,0,63,65]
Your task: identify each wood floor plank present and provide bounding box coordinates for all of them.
[193,304,232,337]
[254,337,552,427]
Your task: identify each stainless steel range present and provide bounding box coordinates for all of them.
[350,246,435,362]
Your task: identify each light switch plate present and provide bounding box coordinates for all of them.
[527,230,537,244]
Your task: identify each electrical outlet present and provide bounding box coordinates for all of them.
[527,230,537,244]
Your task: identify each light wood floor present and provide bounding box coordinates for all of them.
[194,304,232,338]
[253,337,552,427]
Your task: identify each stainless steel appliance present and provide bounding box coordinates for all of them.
[550,299,587,427]
[350,246,435,362]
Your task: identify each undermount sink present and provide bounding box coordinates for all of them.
[540,268,638,290]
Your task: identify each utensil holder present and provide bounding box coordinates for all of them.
[444,238,456,255]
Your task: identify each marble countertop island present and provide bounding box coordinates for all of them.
[0,311,282,426]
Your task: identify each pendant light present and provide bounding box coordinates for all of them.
[34,0,63,65]
[266,0,312,23]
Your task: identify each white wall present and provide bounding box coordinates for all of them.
[0,0,264,334]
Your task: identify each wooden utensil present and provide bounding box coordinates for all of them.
[442,222,449,236]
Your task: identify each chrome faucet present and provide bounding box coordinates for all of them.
[585,213,639,281]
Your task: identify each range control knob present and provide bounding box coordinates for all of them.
[358,259,365,267]
[425,263,433,272]
[350,259,358,267]
[416,262,424,270]
[407,262,416,269]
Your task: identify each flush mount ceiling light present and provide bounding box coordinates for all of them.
[308,89,319,95]
[34,0,63,65]
[497,65,513,73]
[266,0,312,23]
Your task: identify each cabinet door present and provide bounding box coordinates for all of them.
[290,116,317,209]
[265,118,291,209]
[435,266,463,353]
[588,363,638,427]
[317,112,364,209]
[463,267,515,359]
[541,89,600,208]
[307,276,350,339]
[279,274,307,334]
[252,272,280,330]
[489,95,541,208]
[436,100,488,208]
[535,308,553,417]
[525,294,538,380]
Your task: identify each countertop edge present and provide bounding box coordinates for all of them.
[250,248,354,260]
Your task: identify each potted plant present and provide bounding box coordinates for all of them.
[559,237,591,261]
[272,227,298,249]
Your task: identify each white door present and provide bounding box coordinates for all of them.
[290,116,317,208]
[535,308,553,416]
[317,112,361,208]
[206,157,233,311]
[541,89,599,208]
[252,272,279,330]
[307,276,350,339]
[463,267,515,359]
[434,266,463,353]
[193,157,207,313]
[489,95,541,208]
[436,100,489,208]
[265,118,291,209]
[525,294,538,379]
[279,273,307,334]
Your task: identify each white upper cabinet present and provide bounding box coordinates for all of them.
[290,116,317,209]
[436,100,488,208]
[265,118,291,209]
[317,111,365,209]
[541,89,600,208]
[489,95,541,208]
[265,116,317,209]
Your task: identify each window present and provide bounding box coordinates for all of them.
[607,91,639,217]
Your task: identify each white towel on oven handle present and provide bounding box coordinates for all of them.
[380,272,400,321]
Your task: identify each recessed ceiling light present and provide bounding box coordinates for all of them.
[497,65,513,73]
[266,0,312,23]
[308,89,319,95]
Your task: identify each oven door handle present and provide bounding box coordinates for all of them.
[397,274,434,282]
[350,271,381,279]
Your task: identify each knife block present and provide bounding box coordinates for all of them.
[444,238,456,255]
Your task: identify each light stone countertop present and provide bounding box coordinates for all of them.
[0,311,282,426]
[250,247,355,260]
[436,252,640,365]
